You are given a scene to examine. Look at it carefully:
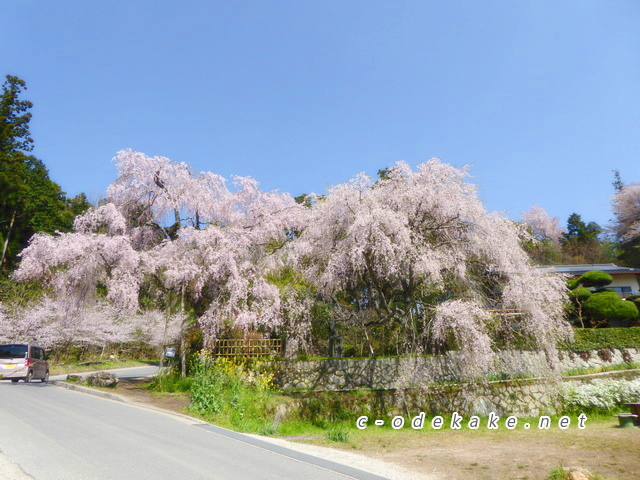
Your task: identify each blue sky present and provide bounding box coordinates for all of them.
[1,1,639,229]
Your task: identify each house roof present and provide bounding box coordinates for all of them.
[538,263,640,276]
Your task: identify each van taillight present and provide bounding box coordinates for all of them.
[25,358,31,366]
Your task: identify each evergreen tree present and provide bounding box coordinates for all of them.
[0,75,89,272]
[561,213,617,264]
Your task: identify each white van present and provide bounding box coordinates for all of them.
[0,344,49,383]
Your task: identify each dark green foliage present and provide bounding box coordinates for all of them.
[0,276,48,307]
[377,167,391,180]
[618,238,640,268]
[568,287,592,302]
[0,75,33,153]
[560,213,617,264]
[566,278,580,290]
[293,193,311,207]
[577,270,613,288]
[561,327,640,351]
[583,291,638,324]
[0,75,90,272]
[66,192,92,220]
[563,213,601,244]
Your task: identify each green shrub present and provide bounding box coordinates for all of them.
[583,291,638,323]
[619,300,639,319]
[577,270,613,288]
[566,278,580,290]
[147,370,193,393]
[568,287,591,302]
[563,327,640,351]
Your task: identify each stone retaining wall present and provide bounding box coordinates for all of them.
[276,348,640,392]
[288,370,640,418]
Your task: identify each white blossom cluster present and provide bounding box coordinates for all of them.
[0,297,183,350]
[560,379,640,411]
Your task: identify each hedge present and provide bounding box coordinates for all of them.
[583,291,639,322]
[561,327,640,351]
[577,270,613,288]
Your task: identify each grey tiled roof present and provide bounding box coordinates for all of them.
[538,263,640,276]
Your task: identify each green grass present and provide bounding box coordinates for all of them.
[547,467,572,480]
[564,362,640,377]
[146,371,193,393]
[326,424,350,442]
[546,466,604,480]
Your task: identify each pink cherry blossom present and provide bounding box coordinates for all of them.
[293,159,571,374]
[611,183,640,242]
[11,151,570,371]
[520,205,565,245]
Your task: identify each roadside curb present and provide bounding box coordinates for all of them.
[50,380,128,403]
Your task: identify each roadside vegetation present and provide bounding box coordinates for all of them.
[561,327,640,351]
[143,350,640,437]
[118,372,640,480]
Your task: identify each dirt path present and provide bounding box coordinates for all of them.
[314,421,640,480]
[113,379,191,412]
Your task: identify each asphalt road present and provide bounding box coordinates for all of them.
[49,364,161,382]
[0,380,389,480]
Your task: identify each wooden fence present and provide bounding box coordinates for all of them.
[212,338,283,358]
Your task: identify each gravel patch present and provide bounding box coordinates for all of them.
[244,434,435,480]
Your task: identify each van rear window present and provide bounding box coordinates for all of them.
[0,345,28,359]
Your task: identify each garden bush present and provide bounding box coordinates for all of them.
[577,270,613,288]
[568,287,591,302]
[563,327,640,351]
[583,291,638,325]
[566,278,580,290]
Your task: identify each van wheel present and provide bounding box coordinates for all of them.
[24,371,33,383]
[41,371,49,383]
[11,379,18,383]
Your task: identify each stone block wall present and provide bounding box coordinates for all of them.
[273,349,640,418]
[276,348,640,392]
